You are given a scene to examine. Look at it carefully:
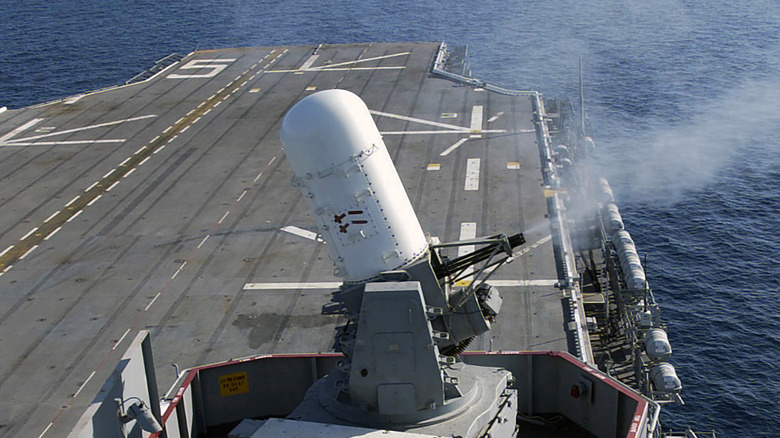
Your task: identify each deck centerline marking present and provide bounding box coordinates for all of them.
[470,105,484,131]
[465,158,480,191]
[458,222,478,282]
[71,371,96,398]
[112,329,132,350]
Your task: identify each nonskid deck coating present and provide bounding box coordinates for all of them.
[0,43,567,437]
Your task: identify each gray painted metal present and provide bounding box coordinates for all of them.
[0,42,569,437]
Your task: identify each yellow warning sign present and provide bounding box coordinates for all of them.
[219,371,249,396]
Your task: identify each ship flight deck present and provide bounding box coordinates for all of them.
[0,43,577,437]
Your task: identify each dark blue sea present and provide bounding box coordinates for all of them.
[2,1,778,436]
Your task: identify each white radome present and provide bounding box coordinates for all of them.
[281,89,428,283]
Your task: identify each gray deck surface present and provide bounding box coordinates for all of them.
[0,42,567,437]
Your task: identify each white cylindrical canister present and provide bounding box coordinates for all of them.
[280,89,428,283]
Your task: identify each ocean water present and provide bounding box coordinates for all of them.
[1,1,778,435]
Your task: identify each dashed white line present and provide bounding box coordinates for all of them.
[465,158,481,191]
[171,261,188,279]
[19,245,38,260]
[67,211,83,222]
[470,105,484,132]
[45,211,60,223]
[236,190,248,203]
[72,371,96,398]
[44,227,62,241]
[135,146,147,154]
[118,157,132,167]
[144,292,161,311]
[458,222,478,282]
[123,168,136,178]
[0,245,14,258]
[112,328,132,350]
[102,169,115,179]
[86,194,103,207]
[65,196,80,207]
[138,156,151,166]
[20,227,39,241]
[36,422,53,438]
[106,181,120,192]
[218,211,230,224]
[197,235,210,248]
[253,172,264,183]
[85,181,99,192]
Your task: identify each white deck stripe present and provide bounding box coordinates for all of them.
[112,328,132,350]
[20,227,39,241]
[488,279,559,287]
[370,110,468,131]
[244,282,341,290]
[488,111,504,123]
[0,118,44,143]
[299,54,320,70]
[470,105,484,131]
[384,129,506,136]
[440,138,469,156]
[0,245,14,258]
[465,158,480,191]
[281,226,318,241]
[459,222,478,280]
[71,370,96,398]
[270,67,406,73]
[6,115,156,143]
[309,52,410,70]
[2,139,125,146]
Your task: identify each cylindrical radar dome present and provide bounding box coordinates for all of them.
[280,89,427,283]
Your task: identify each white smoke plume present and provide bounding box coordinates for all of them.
[598,76,780,204]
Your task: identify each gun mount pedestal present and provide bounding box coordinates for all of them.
[289,282,517,437]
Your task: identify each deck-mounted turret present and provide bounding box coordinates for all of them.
[279,89,524,436]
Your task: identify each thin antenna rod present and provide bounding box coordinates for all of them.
[579,56,586,136]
